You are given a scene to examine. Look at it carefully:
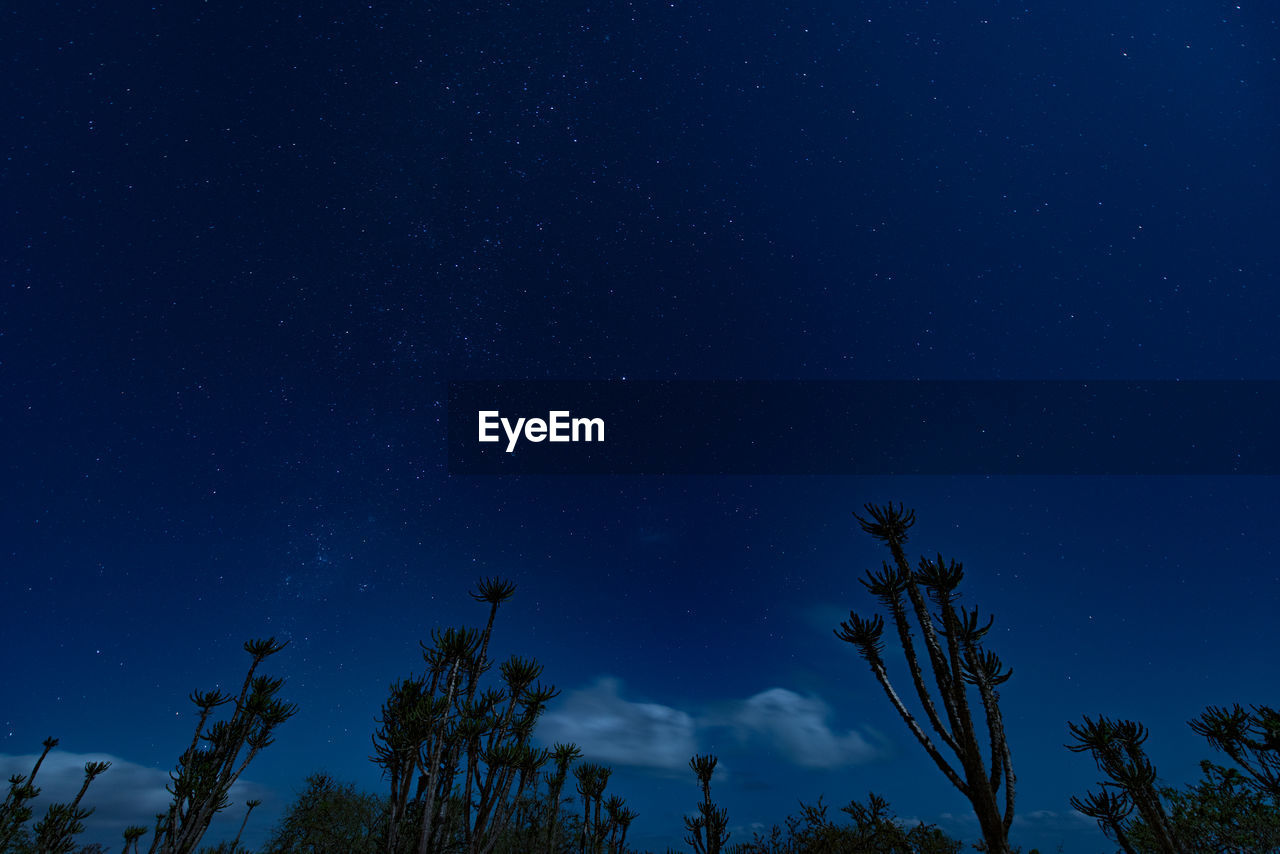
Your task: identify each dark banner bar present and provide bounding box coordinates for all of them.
[446,381,1280,474]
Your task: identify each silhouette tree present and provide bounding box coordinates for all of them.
[123,825,150,854]
[738,792,962,854]
[683,755,729,854]
[227,799,261,854]
[31,759,110,854]
[371,577,558,854]
[0,737,59,851]
[835,503,1015,854]
[541,743,582,852]
[574,762,610,854]
[1066,716,1183,854]
[0,740,110,854]
[1189,704,1280,799]
[1069,706,1280,854]
[603,795,637,854]
[1125,760,1280,853]
[1069,787,1138,854]
[261,773,384,854]
[151,638,296,854]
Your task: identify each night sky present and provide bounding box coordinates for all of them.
[4,2,1280,852]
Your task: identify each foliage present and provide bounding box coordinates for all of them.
[835,503,1015,854]
[200,775,612,854]
[371,577,597,854]
[27,550,1280,854]
[571,762,635,854]
[250,767,632,854]
[540,743,583,852]
[1068,707,1280,854]
[1066,715,1180,854]
[0,738,58,852]
[0,740,109,854]
[261,773,386,854]
[123,826,149,854]
[153,638,297,854]
[1189,705,1280,800]
[737,792,962,854]
[1115,760,1280,854]
[31,760,110,854]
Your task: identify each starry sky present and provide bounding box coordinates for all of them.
[4,1,1279,852]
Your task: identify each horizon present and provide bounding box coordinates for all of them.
[8,478,1277,852]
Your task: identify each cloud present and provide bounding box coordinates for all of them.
[731,688,883,768]
[536,678,886,772]
[0,750,270,839]
[536,677,697,770]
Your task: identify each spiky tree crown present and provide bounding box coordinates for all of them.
[834,612,886,662]
[470,576,517,605]
[1072,788,1134,820]
[689,754,719,787]
[853,502,916,548]
[243,637,289,660]
[916,553,965,594]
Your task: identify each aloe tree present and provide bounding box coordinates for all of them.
[1126,760,1280,853]
[835,503,1015,854]
[123,825,149,854]
[1069,706,1280,854]
[0,740,110,854]
[373,627,478,853]
[603,795,637,854]
[1069,787,1138,854]
[227,799,261,853]
[573,762,612,854]
[540,743,582,852]
[0,736,58,851]
[1066,716,1183,854]
[30,759,111,854]
[683,754,728,854]
[1189,704,1280,799]
[371,577,556,854]
[151,637,297,854]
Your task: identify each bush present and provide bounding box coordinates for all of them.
[261,773,386,854]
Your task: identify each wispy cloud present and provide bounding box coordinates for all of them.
[731,688,883,768]
[537,679,884,771]
[536,677,698,770]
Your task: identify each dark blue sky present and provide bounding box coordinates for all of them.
[4,1,1279,851]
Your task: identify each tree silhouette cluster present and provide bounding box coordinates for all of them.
[6,504,1280,854]
[370,577,639,854]
[2,640,291,854]
[0,739,110,854]
[1068,706,1280,854]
